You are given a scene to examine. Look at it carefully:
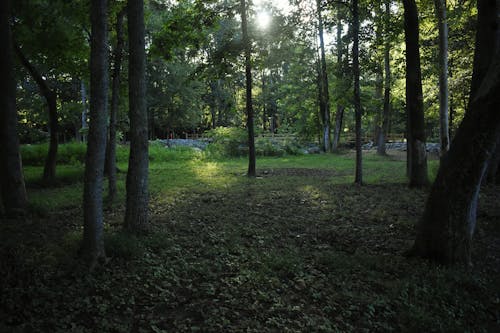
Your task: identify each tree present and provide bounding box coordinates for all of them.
[403,0,429,187]
[435,0,450,155]
[408,0,500,266]
[240,0,256,177]
[124,0,149,232]
[376,0,392,156]
[81,0,109,267]
[105,8,126,203]
[316,0,331,152]
[0,0,27,216]
[353,0,362,184]
[14,45,59,184]
[332,5,345,152]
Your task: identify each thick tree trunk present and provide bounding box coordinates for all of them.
[106,8,125,204]
[125,0,149,232]
[0,0,27,216]
[332,106,344,151]
[435,0,450,155]
[81,0,109,267]
[409,0,500,266]
[403,0,429,187]
[317,0,331,152]
[241,0,256,177]
[377,0,391,156]
[486,137,500,183]
[353,0,362,184]
[14,45,58,184]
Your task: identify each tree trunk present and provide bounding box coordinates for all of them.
[353,0,362,184]
[0,0,27,217]
[435,0,450,155]
[332,106,344,151]
[332,6,344,153]
[409,0,500,266]
[14,45,58,184]
[106,8,125,204]
[125,0,149,232]
[81,0,109,268]
[317,0,331,152]
[403,0,429,187]
[377,0,392,156]
[241,0,256,177]
[80,80,88,143]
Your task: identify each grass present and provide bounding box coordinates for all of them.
[1,144,498,332]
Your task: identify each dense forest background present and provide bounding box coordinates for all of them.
[11,0,474,145]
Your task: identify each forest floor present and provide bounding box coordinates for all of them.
[1,150,499,332]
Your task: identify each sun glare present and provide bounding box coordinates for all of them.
[256,10,271,29]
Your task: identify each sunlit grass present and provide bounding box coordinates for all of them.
[22,143,432,213]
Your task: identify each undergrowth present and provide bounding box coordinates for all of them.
[1,144,498,332]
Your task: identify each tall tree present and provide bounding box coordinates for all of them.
[332,4,345,152]
[124,0,149,232]
[0,0,27,216]
[81,0,109,267]
[105,8,126,203]
[241,0,256,177]
[408,0,500,266]
[14,45,58,184]
[376,0,392,156]
[403,0,429,187]
[435,0,450,155]
[316,0,331,152]
[353,0,362,184]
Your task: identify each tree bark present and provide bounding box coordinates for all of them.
[353,0,362,184]
[377,0,391,156]
[0,0,27,216]
[14,45,58,184]
[81,0,109,267]
[106,8,126,204]
[435,0,450,155]
[241,0,256,177]
[403,0,429,187]
[409,0,500,266]
[332,6,344,153]
[125,0,149,232]
[317,0,331,152]
[80,80,88,143]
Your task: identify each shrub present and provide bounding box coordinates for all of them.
[205,127,248,157]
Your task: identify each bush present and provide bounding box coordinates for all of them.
[205,127,304,158]
[21,142,87,166]
[204,127,248,157]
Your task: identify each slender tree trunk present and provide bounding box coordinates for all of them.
[353,0,362,184]
[0,0,27,216]
[435,0,450,155]
[241,0,256,177]
[317,0,331,152]
[14,45,58,184]
[81,0,109,268]
[409,0,500,266]
[332,6,344,152]
[106,8,125,204]
[377,0,392,156]
[403,0,429,187]
[125,0,149,232]
[80,80,88,143]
